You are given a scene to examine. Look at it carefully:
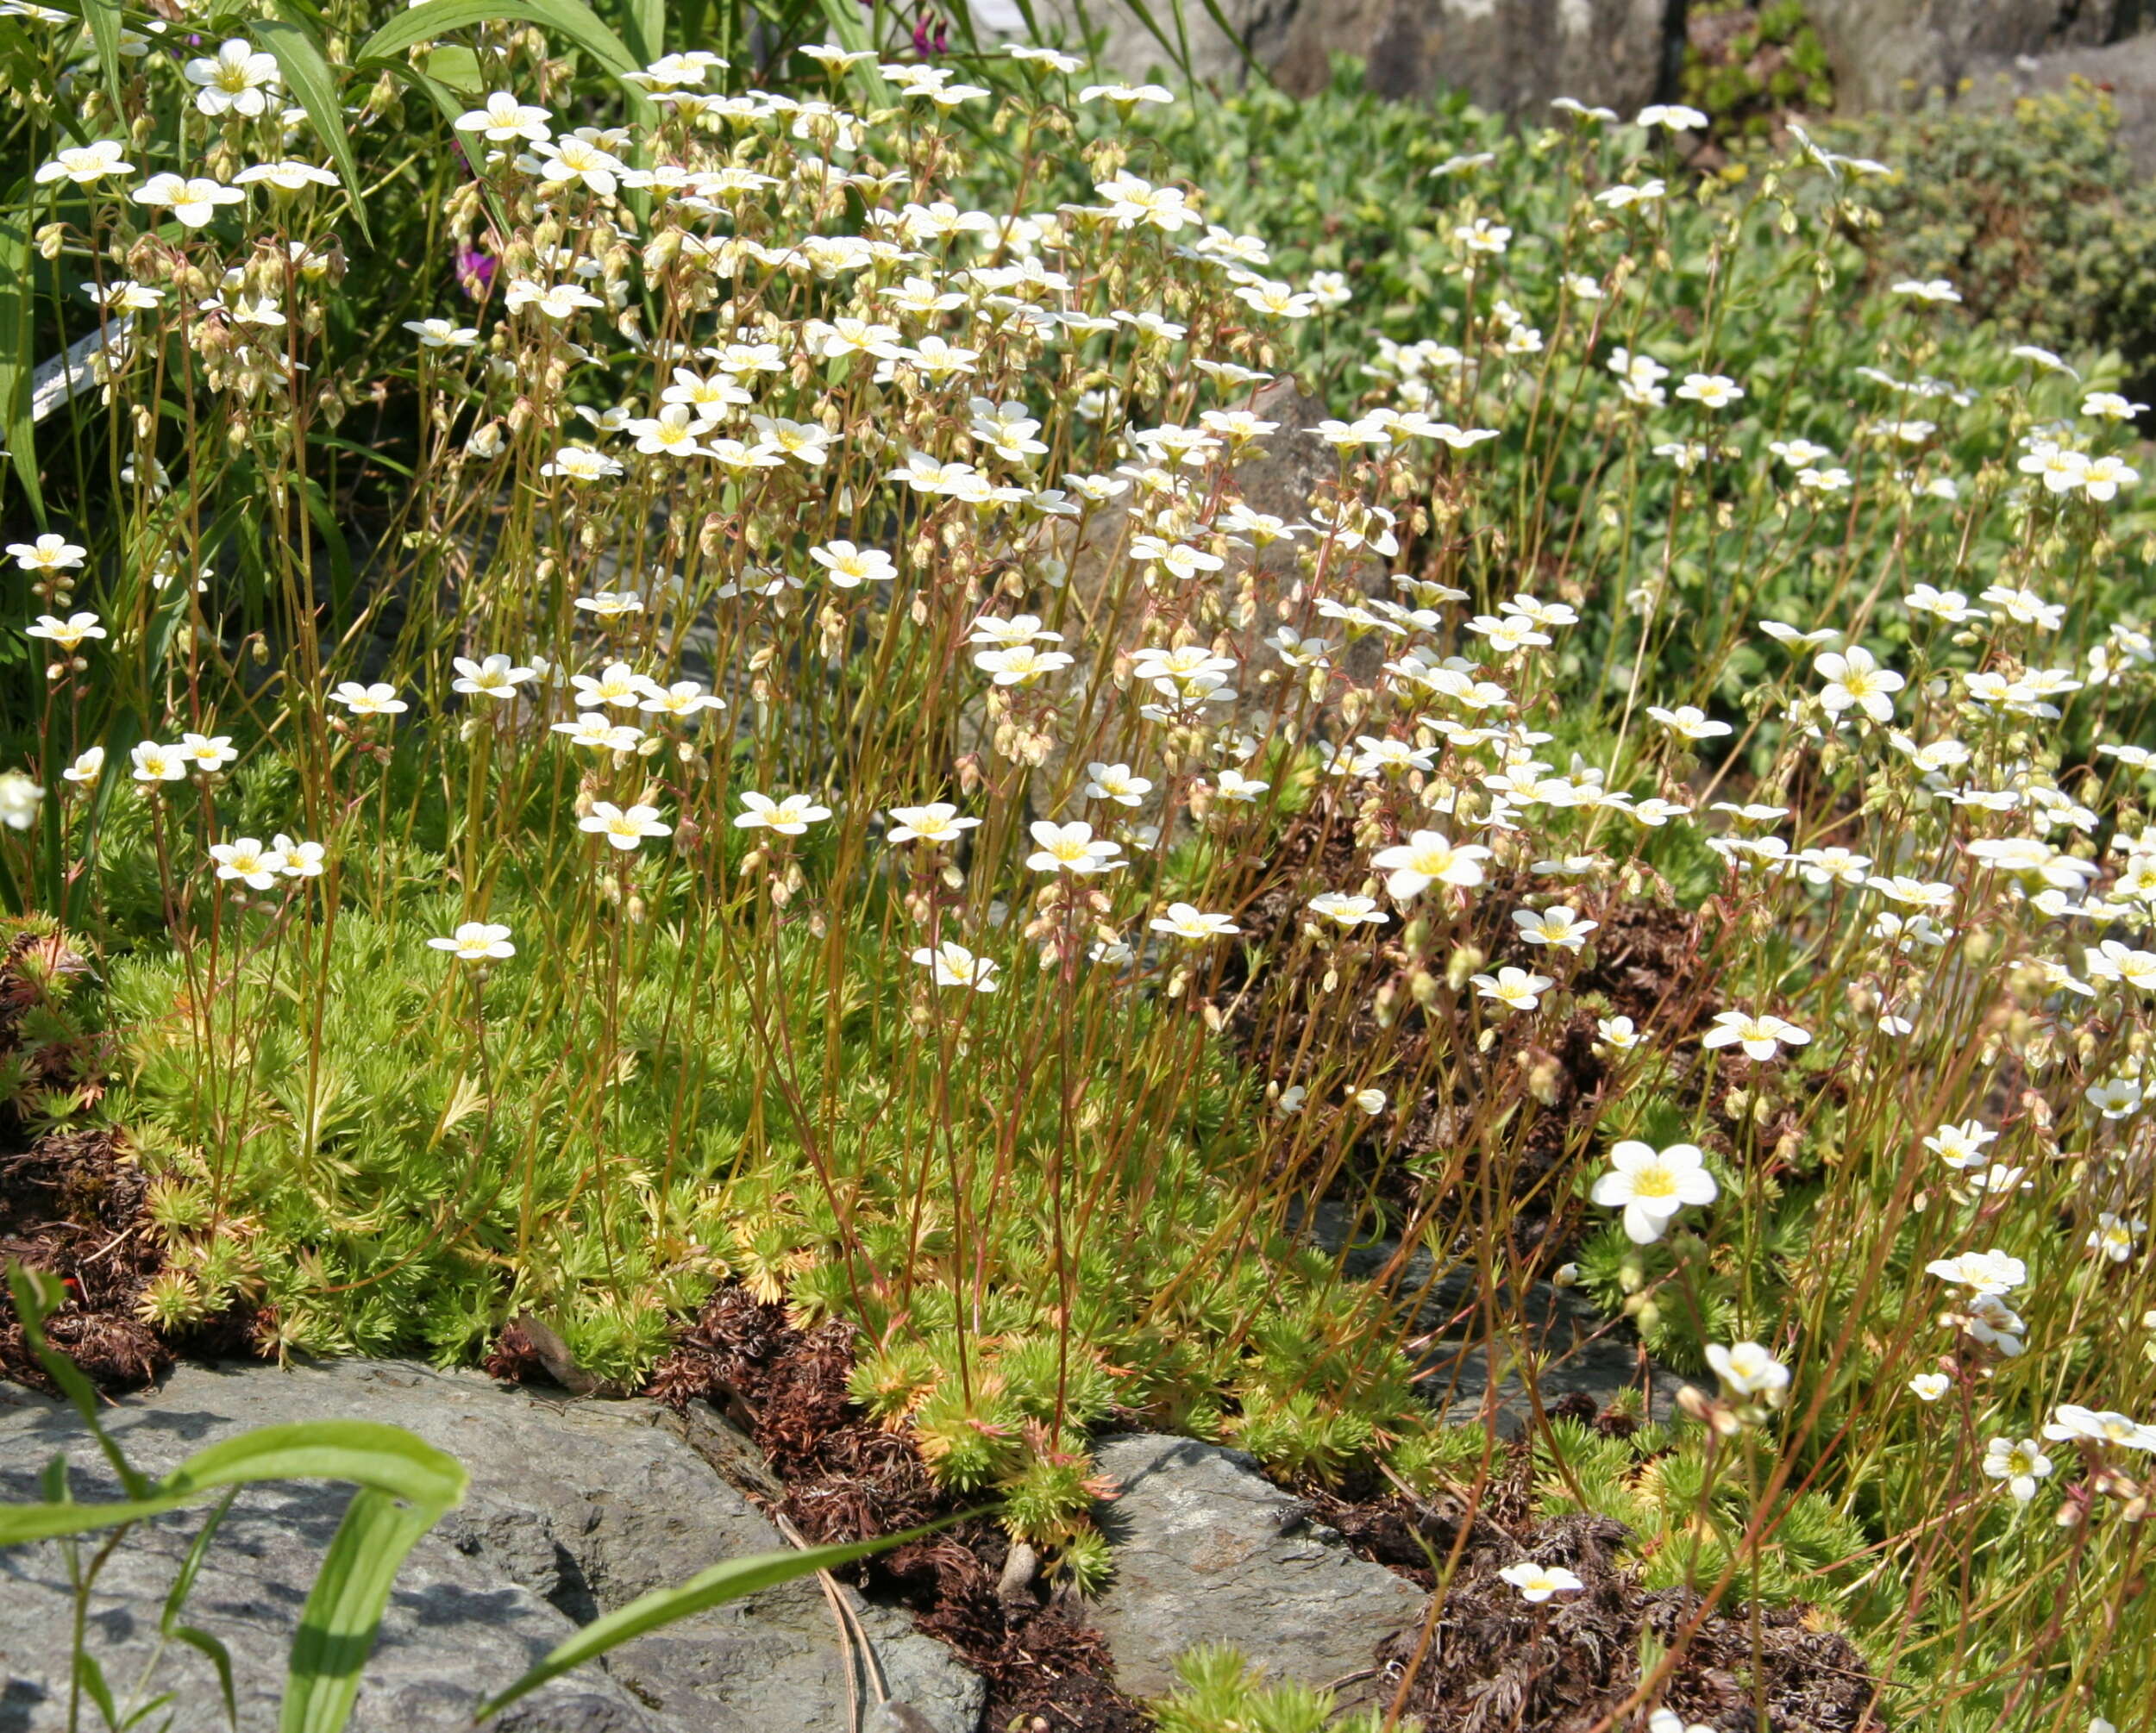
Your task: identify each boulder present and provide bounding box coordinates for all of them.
[1965,31,2156,174]
[1803,0,2132,113]
[1087,1432,1426,1703]
[1306,1198,1689,1437]
[1004,0,1678,117]
[0,1360,983,1733]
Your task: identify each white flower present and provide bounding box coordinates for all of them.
[129,741,188,784]
[0,773,44,832]
[1595,1015,1640,1051]
[178,733,237,773]
[912,940,1000,992]
[1925,1249,2028,1297]
[1497,1561,1583,1602]
[580,802,671,851]
[1591,1141,1719,1244]
[34,140,134,185]
[1892,278,1962,303]
[551,715,642,752]
[1908,1373,1951,1402]
[887,803,981,846]
[183,39,281,117]
[234,160,341,192]
[1308,892,1388,929]
[1814,646,1903,723]
[2086,1212,2145,1263]
[2041,1405,2156,1451]
[1636,103,1708,130]
[810,541,896,589]
[637,680,724,722]
[429,922,515,961]
[1150,903,1239,941]
[1705,1342,1790,1401]
[453,654,537,698]
[1085,762,1153,808]
[25,612,106,651]
[1675,373,1744,410]
[132,173,245,228]
[1923,1119,1996,1171]
[8,534,85,572]
[1982,1436,2053,1503]
[272,835,325,879]
[60,748,103,785]
[404,317,479,350]
[1471,966,1554,1012]
[209,836,281,890]
[735,792,831,835]
[1369,830,1492,899]
[456,91,553,143]
[1702,1010,1810,1062]
[1645,704,1732,741]
[293,683,386,731]
[1512,905,1596,951]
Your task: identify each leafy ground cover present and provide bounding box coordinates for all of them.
[0,3,2153,1728]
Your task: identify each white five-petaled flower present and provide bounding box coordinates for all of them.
[1308,892,1389,929]
[34,140,135,185]
[1026,820,1124,876]
[330,681,407,716]
[1512,905,1596,951]
[132,173,245,228]
[1675,372,1744,410]
[9,534,86,572]
[208,836,280,890]
[1702,1010,1810,1062]
[429,922,515,961]
[1705,1341,1790,1402]
[810,541,896,589]
[1592,1141,1719,1243]
[179,733,237,773]
[25,612,106,651]
[456,91,554,143]
[912,940,1000,992]
[580,802,671,852]
[1814,646,1903,723]
[182,39,281,117]
[453,654,537,698]
[887,803,981,846]
[129,741,188,783]
[1150,904,1239,941]
[1982,1436,2053,1503]
[1370,830,1492,900]
[735,792,831,835]
[1497,1561,1583,1602]
[1471,966,1554,1012]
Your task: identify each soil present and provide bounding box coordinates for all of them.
[642,1286,1149,1733]
[0,924,267,1394]
[1312,1442,1883,1733]
[1225,791,1727,1242]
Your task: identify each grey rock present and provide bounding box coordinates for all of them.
[1306,1198,1688,1437]
[0,1360,983,1733]
[1087,1433,1426,1703]
[1012,0,1678,117]
[1804,0,2138,114]
[1965,32,2156,173]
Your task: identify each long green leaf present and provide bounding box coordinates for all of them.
[475,1517,965,1722]
[79,0,126,114]
[358,0,638,78]
[0,1419,467,1546]
[169,1629,238,1733]
[0,178,45,526]
[279,1488,441,1733]
[160,1421,469,1510]
[253,17,372,247]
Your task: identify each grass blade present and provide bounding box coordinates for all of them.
[252,17,372,247]
[0,178,45,526]
[278,1488,442,1733]
[475,1515,967,1721]
[79,0,126,114]
[359,0,638,79]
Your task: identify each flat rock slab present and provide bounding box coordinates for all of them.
[0,1359,982,1733]
[1088,1434,1426,1703]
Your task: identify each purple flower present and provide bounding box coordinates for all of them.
[911,13,947,57]
[455,247,497,300]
